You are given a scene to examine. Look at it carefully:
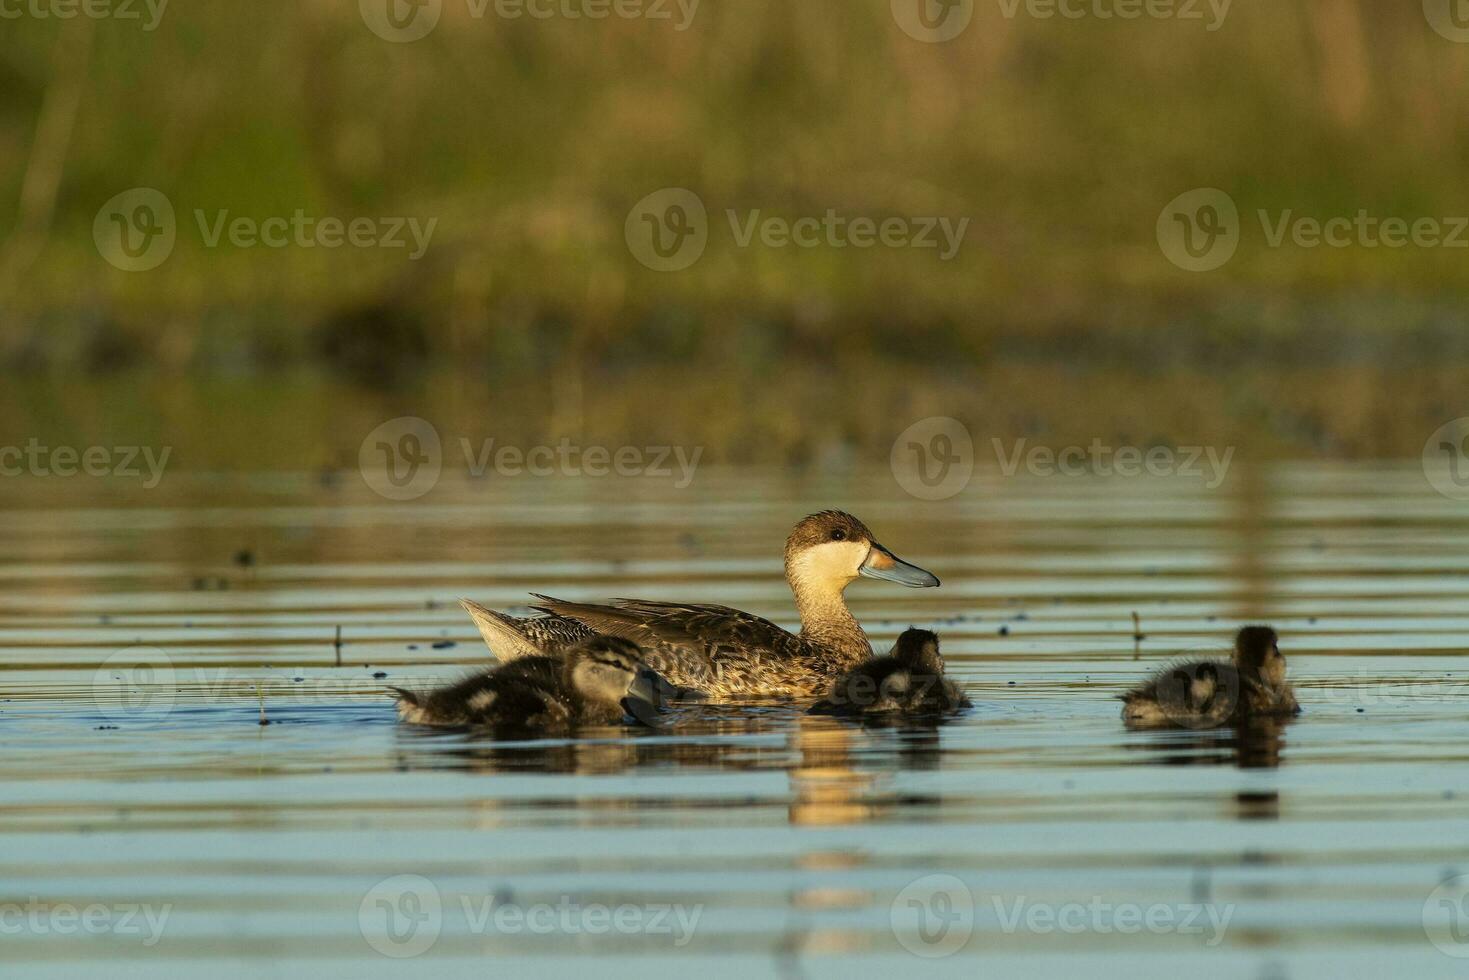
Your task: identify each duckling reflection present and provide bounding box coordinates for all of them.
[809,628,970,719]
[390,701,803,776]
[1120,626,1299,729]
[393,636,663,734]
[1124,714,1294,772]
[389,696,946,826]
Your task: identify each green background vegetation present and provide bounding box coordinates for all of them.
[1,1,1466,463]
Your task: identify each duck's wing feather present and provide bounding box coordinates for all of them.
[531,596,801,654]
[460,598,593,659]
[529,594,806,689]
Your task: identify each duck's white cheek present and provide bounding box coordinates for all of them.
[795,541,871,582]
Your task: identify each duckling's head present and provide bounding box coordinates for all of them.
[784,511,939,596]
[890,628,944,674]
[1235,626,1285,687]
[567,636,647,705]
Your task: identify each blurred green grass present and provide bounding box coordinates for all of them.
[2,0,1468,384]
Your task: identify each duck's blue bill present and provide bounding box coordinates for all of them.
[859,542,940,588]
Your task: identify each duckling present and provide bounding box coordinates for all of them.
[810,628,970,716]
[1120,626,1300,729]
[393,636,661,732]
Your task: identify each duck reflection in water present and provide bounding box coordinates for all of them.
[1126,715,1295,772]
[391,700,953,830]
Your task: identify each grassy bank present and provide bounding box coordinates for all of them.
[1,2,1467,378]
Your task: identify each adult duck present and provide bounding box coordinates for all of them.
[460,511,940,699]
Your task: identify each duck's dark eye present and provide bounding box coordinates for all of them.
[831,529,846,541]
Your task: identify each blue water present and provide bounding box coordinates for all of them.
[3,464,1469,978]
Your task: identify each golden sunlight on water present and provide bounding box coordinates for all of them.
[2,463,1469,978]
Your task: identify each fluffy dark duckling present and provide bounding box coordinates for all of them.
[810,628,970,717]
[1120,626,1300,729]
[393,636,661,732]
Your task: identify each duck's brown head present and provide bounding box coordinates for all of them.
[890,627,944,674]
[1234,626,1285,687]
[783,511,939,595]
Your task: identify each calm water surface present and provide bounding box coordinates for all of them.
[3,464,1469,978]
